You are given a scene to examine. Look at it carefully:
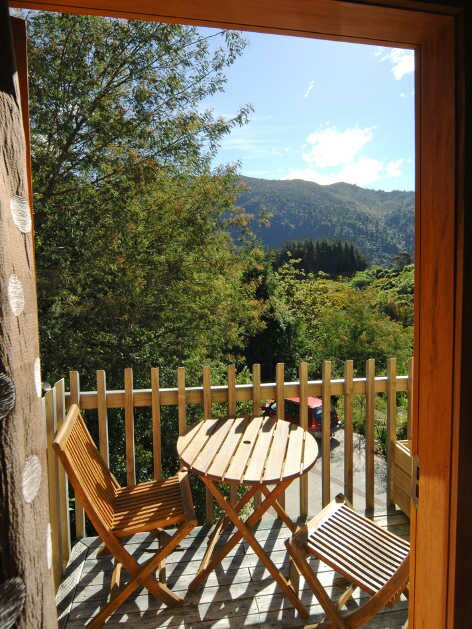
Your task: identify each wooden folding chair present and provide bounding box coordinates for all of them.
[286,495,409,628]
[53,404,197,628]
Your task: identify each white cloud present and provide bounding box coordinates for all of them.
[302,126,373,168]
[285,125,403,187]
[385,159,403,178]
[375,47,414,80]
[287,158,384,187]
[304,80,315,99]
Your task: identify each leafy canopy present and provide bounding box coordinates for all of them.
[28,13,262,389]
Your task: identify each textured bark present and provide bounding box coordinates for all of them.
[0,5,57,627]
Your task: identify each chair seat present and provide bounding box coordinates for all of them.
[112,475,188,536]
[303,502,410,595]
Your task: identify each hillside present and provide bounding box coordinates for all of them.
[237,177,414,265]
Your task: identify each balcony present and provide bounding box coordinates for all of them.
[45,359,412,627]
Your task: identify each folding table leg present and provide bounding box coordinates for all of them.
[189,479,291,593]
[196,478,308,618]
[198,485,259,577]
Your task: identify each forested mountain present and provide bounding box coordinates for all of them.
[237,177,414,265]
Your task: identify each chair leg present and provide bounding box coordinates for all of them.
[110,559,122,601]
[88,520,195,628]
[336,583,357,611]
[156,529,167,582]
[285,539,348,629]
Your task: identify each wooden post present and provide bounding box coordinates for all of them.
[55,379,71,567]
[407,357,414,442]
[252,363,261,417]
[252,364,261,509]
[124,368,136,486]
[203,366,213,520]
[202,365,212,420]
[150,368,162,481]
[0,14,57,625]
[386,358,397,510]
[275,363,285,508]
[321,360,331,507]
[343,360,354,505]
[69,371,85,538]
[96,370,109,466]
[276,362,285,420]
[365,359,376,513]
[177,367,186,436]
[44,390,61,590]
[299,361,309,517]
[227,365,238,506]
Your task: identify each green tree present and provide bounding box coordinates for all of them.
[27,13,261,389]
[274,239,367,277]
[266,260,412,376]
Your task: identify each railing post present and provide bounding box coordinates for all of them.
[343,360,354,505]
[124,368,136,485]
[276,363,285,420]
[252,363,262,509]
[321,360,331,507]
[202,365,212,420]
[44,388,61,589]
[299,361,309,518]
[55,379,71,569]
[386,358,397,510]
[69,371,85,538]
[177,367,186,435]
[151,368,162,481]
[407,357,414,441]
[227,365,238,506]
[276,363,285,508]
[365,359,376,513]
[203,366,214,520]
[252,363,261,417]
[96,370,109,466]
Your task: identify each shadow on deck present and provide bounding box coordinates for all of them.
[57,512,409,628]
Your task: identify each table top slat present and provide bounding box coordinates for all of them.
[263,419,291,483]
[302,431,319,474]
[176,418,216,464]
[223,416,264,483]
[243,415,277,483]
[186,418,235,474]
[202,416,248,479]
[282,422,306,478]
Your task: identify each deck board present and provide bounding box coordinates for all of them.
[57,512,409,628]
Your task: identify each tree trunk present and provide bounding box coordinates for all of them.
[0,5,57,626]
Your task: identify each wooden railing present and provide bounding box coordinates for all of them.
[44,357,413,589]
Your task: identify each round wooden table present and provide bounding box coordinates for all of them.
[177,415,318,617]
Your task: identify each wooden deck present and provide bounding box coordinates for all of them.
[57,511,409,628]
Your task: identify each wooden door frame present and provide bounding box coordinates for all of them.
[9,0,464,626]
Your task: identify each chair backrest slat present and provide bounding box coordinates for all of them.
[54,404,119,530]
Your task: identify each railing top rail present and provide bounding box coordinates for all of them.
[61,373,409,410]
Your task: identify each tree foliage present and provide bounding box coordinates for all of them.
[28,13,261,389]
[251,259,413,378]
[274,239,367,277]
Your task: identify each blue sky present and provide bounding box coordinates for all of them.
[202,31,415,191]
